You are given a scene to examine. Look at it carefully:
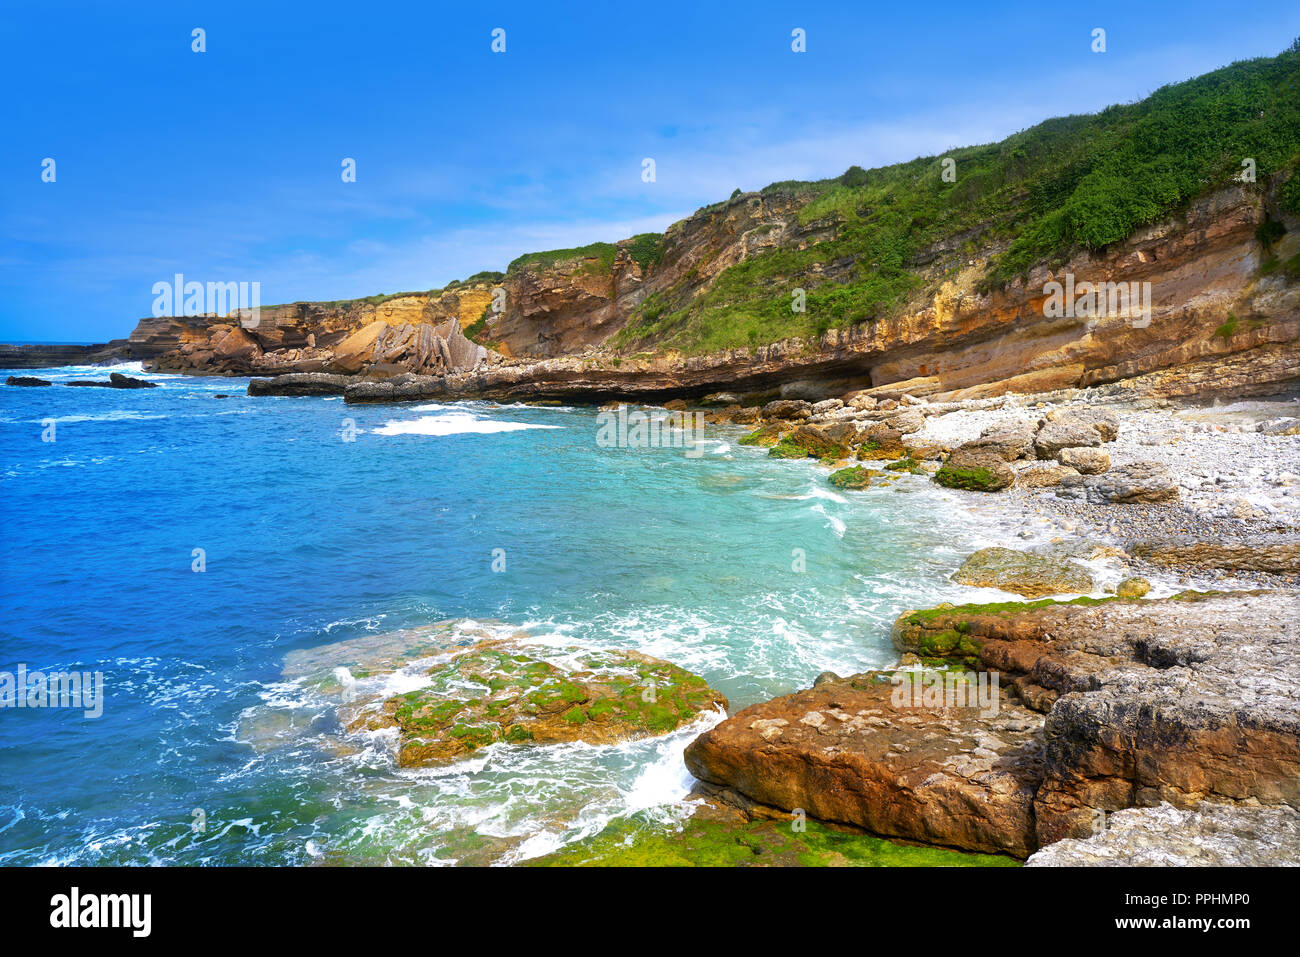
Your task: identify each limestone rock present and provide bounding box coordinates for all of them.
[1058,461,1179,504]
[248,373,352,397]
[1056,447,1110,474]
[1026,802,1300,866]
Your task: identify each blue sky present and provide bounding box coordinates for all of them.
[1,2,1297,343]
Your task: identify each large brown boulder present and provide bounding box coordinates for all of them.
[934,446,1016,491]
[890,592,1300,848]
[856,424,908,461]
[769,424,849,459]
[684,676,1044,857]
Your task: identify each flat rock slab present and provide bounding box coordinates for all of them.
[684,677,1044,857]
[1026,801,1300,866]
[336,636,727,766]
[892,591,1300,846]
[951,546,1095,598]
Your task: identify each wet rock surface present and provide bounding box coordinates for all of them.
[951,546,1095,597]
[356,643,726,766]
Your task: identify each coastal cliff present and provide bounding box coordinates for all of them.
[9,50,1293,407]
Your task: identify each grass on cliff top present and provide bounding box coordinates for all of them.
[506,233,665,276]
[612,44,1300,355]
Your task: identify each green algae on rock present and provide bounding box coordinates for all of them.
[343,641,728,766]
[951,546,1094,598]
[1116,576,1151,599]
[828,465,876,489]
[934,449,1015,491]
[767,424,848,460]
[737,423,785,447]
[525,808,1020,867]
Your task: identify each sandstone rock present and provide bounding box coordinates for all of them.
[1044,407,1120,441]
[683,676,1045,857]
[951,547,1095,598]
[213,325,262,362]
[769,424,848,460]
[856,424,908,461]
[934,447,1016,492]
[1057,461,1179,504]
[731,406,761,424]
[248,373,352,397]
[1056,446,1110,474]
[1034,421,1104,458]
[892,592,1300,848]
[761,399,811,420]
[1115,576,1151,599]
[1014,462,1079,488]
[966,422,1038,461]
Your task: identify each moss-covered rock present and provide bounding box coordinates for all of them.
[934,449,1015,491]
[345,641,728,766]
[525,808,1019,867]
[1116,576,1151,599]
[737,423,786,447]
[768,424,848,460]
[828,465,876,489]
[951,546,1095,597]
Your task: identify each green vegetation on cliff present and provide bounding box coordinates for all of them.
[611,45,1300,354]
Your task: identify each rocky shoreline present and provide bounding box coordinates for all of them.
[7,339,1297,867]
[648,384,1299,865]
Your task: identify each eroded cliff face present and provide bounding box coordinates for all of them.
[93,181,1300,401]
[136,282,497,377]
[428,184,1300,403]
[480,187,828,358]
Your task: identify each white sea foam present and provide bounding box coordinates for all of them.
[811,503,847,537]
[32,411,168,424]
[372,412,563,437]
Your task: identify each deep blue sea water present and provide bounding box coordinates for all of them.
[0,362,1014,865]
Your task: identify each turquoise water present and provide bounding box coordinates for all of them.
[0,363,1003,865]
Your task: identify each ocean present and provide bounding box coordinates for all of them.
[0,362,1012,864]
